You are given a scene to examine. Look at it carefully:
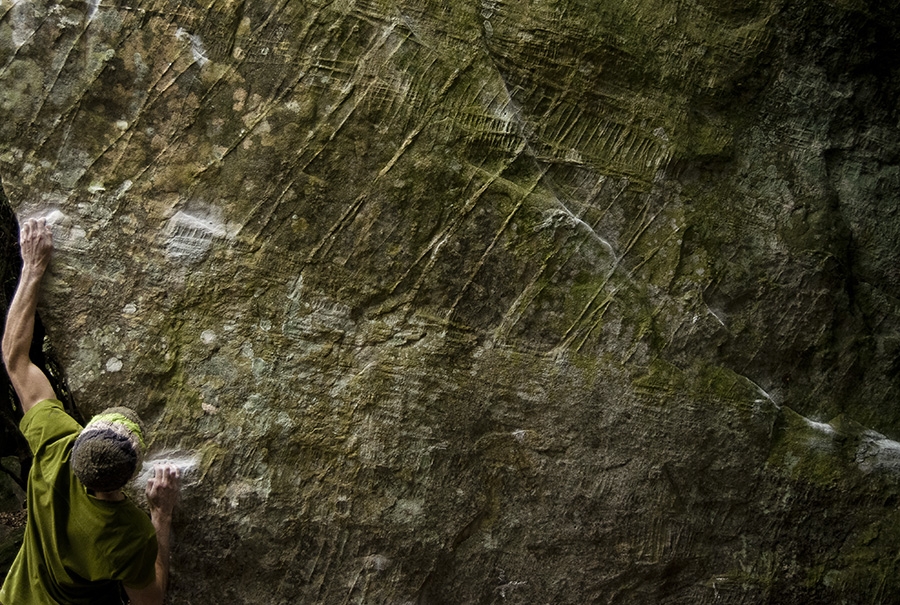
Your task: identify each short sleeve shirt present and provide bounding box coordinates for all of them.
[0,400,157,605]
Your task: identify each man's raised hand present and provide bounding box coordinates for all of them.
[19,218,53,277]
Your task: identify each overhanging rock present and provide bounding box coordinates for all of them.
[1,1,899,602]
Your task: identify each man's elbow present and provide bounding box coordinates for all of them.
[1,339,24,376]
[1,324,33,372]
[1,344,15,375]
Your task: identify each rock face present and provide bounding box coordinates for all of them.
[1,0,899,602]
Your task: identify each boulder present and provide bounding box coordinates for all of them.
[0,0,898,602]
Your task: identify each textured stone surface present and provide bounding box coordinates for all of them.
[1,0,899,602]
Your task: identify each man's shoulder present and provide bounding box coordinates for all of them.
[20,399,82,453]
[20,397,64,422]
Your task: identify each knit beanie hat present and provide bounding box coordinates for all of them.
[71,407,146,493]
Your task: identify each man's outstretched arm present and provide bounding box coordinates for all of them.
[2,218,56,413]
[125,465,181,605]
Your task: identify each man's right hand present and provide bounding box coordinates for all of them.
[127,465,181,605]
[146,464,181,519]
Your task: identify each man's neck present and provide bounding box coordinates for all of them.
[92,489,125,502]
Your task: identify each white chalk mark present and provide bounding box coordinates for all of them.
[86,0,100,22]
[706,305,726,327]
[133,449,202,489]
[164,211,227,263]
[116,180,133,198]
[802,417,835,435]
[788,411,900,476]
[39,209,89,253]
[857,434,900,474]
[10,0,39,49]
[744,376,779,409]
[175,28,209,67]
[535,207,617,260]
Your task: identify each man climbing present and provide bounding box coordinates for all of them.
[0,217,180,605]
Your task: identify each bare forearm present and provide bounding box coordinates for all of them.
[127,465,180,604]
[151,511,173,595]
[126,510,173,605]
[2,269,43,370]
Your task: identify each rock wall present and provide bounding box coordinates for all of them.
[1,0,899,602]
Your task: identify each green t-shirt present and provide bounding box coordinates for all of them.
[0,399,157,605]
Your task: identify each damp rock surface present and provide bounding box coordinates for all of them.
[1,0,899,603]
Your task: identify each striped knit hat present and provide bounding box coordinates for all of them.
[71,407,146,493]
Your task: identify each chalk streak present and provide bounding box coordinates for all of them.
[132,449,202,488]
[555,196,670,351]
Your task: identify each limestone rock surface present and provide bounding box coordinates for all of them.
[1,0,899,603]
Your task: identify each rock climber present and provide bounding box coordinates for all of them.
[0,217,180,605]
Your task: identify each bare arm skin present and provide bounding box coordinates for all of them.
[2,218,57,413]
[125,465,181,605]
